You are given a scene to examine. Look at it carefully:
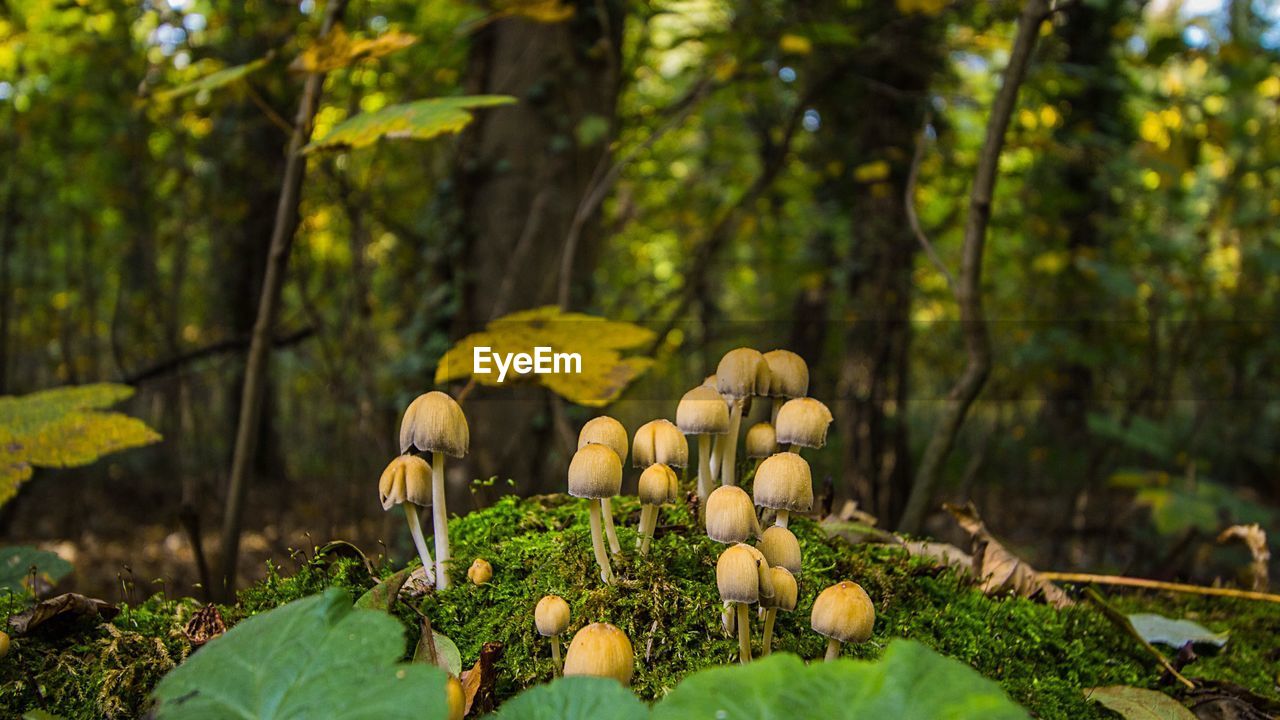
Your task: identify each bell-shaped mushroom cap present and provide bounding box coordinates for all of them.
[399,391,470,457]
[757,525,801,574]
[739,543,775,599]
[378,455,432,510]
[753,452,813,513]
[760,567,798,611]
[534,595,570,637]
[638,463,678,505]
[705,486,757,544]
[563,622,634,686]
[745,422,778,459]
[631,419,689,468]
[445,675,465,720]
[811,581,875,644]
[567,444,622,499]
[762,350,809,399]
[775,397,833,449]
[578,416,628,464]
[715,348,771,399]
[702,373,718,388]
[676,386,730,435]
[716,543,764,604]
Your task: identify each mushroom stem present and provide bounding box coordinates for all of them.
[402,503,437,584]
[601,497,622,555]
[636,504,656,554]
[720,400,744,487]
[709,435,721,483]
[431,451,451,590]
[762,608,777,656]
[736,602,751,663]
[697,434,713,515]
[824,637,842,662]
[776,510,790,529]
[787,443,798,454]
[588,500,614,584]
[771,399,783,425]
[551,636,563,676]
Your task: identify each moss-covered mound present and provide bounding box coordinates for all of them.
[3,493,1277,719]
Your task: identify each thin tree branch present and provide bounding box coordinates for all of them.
[124,327,315,385]
[905,110,957,296]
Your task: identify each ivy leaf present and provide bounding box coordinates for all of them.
[151,588,449,720]
[492,677,647,720]
[1127,613,1229,649]
[152,57,272,102]
[0,545,73,594]
[435,306,656,407]
[289,26,417,73]
[304,95,515,153]
[0,384,161,507]
[1085,686,1197,720]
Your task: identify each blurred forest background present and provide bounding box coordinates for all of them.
[1,0,1278,600]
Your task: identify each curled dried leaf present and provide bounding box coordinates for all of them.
[183,604,227,647]
[1216,524,1270,592]
[944,502,1072,609]
[8,592,119,635]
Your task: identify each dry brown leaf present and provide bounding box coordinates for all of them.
[8,592,119,635]
[902,540,974,576]
[182,603,226,647]
[944,502,1073,608]
[459,641,503,716]
[1216,524,1270,592]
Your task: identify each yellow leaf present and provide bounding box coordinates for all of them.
[778,34,812,55]
[852,160,890,183]
[492,0,575,23]
[305,95,515,153]
[291,26,418,73]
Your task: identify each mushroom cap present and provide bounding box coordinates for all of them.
[567,444,622,499]
[676,386,730,435]
[378,455,432,510]
[705,485,757,544]
[811,581,875,643]
[445,675,465,720]
[466,558,492,585]
[757,525,801,574]
[578,416,629,464]
[638,463,679,505]
[702,374,718,388]
[535,595,570,637]
[715,348,771,399]
[563,622,634,686]
[716,543,770,604]
[632,419,689,468]
[775,397,833,449]
[753,452,813,513]
[399,391,470,457]
[761,567,798,611]
[744,422,778,459]
[762,350,809,399]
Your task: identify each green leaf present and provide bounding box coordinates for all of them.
[151,588,449,720]
[354,567,411,611]
[492,677,647,720]
[413,629,463,677]
[1085,686,1197,720]
[304,96,515,153]
[1128,613,1229,648]
[0,545,73,594]
[152,57,272,102]
[23,711,65,720]
[651,640,1028,720]
[0,384,161,507]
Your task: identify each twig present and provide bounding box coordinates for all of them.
[904,110,957,296]
[1083,587,1195,690]
[124,326,314,384]
[244,82,294,135]
[1042,572,1280,604]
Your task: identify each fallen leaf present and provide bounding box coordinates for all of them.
[1086,686,1197,720]
[1128,613,1229,649]
[1185,680,1280,720]
[944,502,1072,608]
[183,604,226,647]
[399,564,434,599]
[412,616,463,677]
[355,567,411,611]
[460,642,503,716]
[901,540,975,577]
[1216,524,1269,592]
[8,593,119,635]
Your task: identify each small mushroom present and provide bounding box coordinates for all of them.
[568,444,623,584]
[756,525,801,574]
[0,630,9,658]
[760,566,798,656]
[399,391,469,590]
[753,452,813,529]
[631,419,689,469]
[377,455,436,585]
[744,422,778,468]
[445,674,465,720]
[716,543,771,664]
[636,463,678,555]
[762,350,809,423]
[466,558,492,585]
[563,622,634,686]
[774,397,832,453]
[715,349,771,488]
[676,385,730,510]
[706,485,761,544]
[535,595,571,675]
[578,416,630,556]
[811,580,875,661]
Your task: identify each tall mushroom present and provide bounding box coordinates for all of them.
[811,580,875,661]
[706,485,761,544]
[636,463,677,555]
[563,622,634,686]
[760,566,797,656]
[377,455,436,585]
[568,443,622,584]
[631,419,689,469]
[676,385,730,509]
[535,595,571,675]
[715,348,771,488]
[774,397,832,454]
[762,350,809,423]
[399,391,469,590]
[744,422,778,473]
[578,416,629,555]
[716,543,773,664]
[753,451,813,529]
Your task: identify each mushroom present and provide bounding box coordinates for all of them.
[377,455,436,585]
[760,566,798,656]
[744,422,778,469]
[774,397,833,454]
[466,558,492,585]
[756,524,801,574]
[631,419,689,469]
[716,543,772,664]
[811,580,875,661]
[578,416,630,556]
[399,391,469,590]
[715,348,771,488]
[676,385,730,509]
[567,444,623,584]
[753,451,813,529]
[535,595,571,675]
[706,485,761,544]
[0,630,9,659]
[762,350,809,423]
[636,463,678,555]
[563,622,634,685]
[445,674,465,720]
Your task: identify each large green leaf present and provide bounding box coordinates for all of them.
[1085,686,1197,720]
[1128,613,1229,648]
[0,384,161,506]
[491,677,647,720]
[304,95,515,153]
[651,640,1028,720]
[0,545,73,594]
[152,57,272,102]
[151,588,448,720]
